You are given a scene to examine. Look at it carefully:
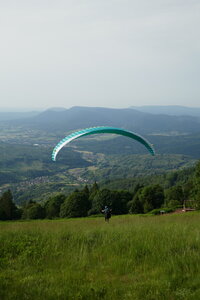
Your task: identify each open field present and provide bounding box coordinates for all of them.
[1,213,200,299]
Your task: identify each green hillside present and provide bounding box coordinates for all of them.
[1,214,200,300]
[0,112,200,204]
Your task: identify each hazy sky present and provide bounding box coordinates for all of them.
[0,0,199,110]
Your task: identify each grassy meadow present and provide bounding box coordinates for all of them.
[1,213,200,300]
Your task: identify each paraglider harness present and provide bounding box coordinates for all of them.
[102,206,112,221]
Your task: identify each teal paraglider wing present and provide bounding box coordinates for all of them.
[52,126,155,161]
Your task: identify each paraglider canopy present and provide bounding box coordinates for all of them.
[52,126,155,161]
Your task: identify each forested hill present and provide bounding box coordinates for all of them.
[10,106,200,134]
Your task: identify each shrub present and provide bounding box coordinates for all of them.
[148,208,174,215]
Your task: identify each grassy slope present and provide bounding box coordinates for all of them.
[1,214,200,300]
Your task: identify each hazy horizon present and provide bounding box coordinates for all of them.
[1,104,200,113]
[0,0,199,110]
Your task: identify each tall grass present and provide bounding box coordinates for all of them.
[1,214,200,299]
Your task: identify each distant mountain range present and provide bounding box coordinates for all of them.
[0,105,200,135]
[130,105,200,117]
[0,111,40,121]
[9,106,200,135]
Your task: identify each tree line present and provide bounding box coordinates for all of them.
[1,161,200,221]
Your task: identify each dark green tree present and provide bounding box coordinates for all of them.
[128,191,144,214]
[140,184,164,213]
[128,185,144,214]
[0,190,19,220]
[89,189,132,215]
[129,184,164,214]
[165,172,178,188]
[60,191,90,218]
[90,189,113,215]
[88,181,99,204]
[90,181,99,194]
[22,201,45,219]
[192,161,200,209]
[82,185,90,197]
[165,185,184,207]
[111,190,132,214]
[45,193,65,219]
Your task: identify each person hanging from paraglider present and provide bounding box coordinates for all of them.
[102,205,112,222]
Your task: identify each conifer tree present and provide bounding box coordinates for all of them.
[0,190,19,220]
